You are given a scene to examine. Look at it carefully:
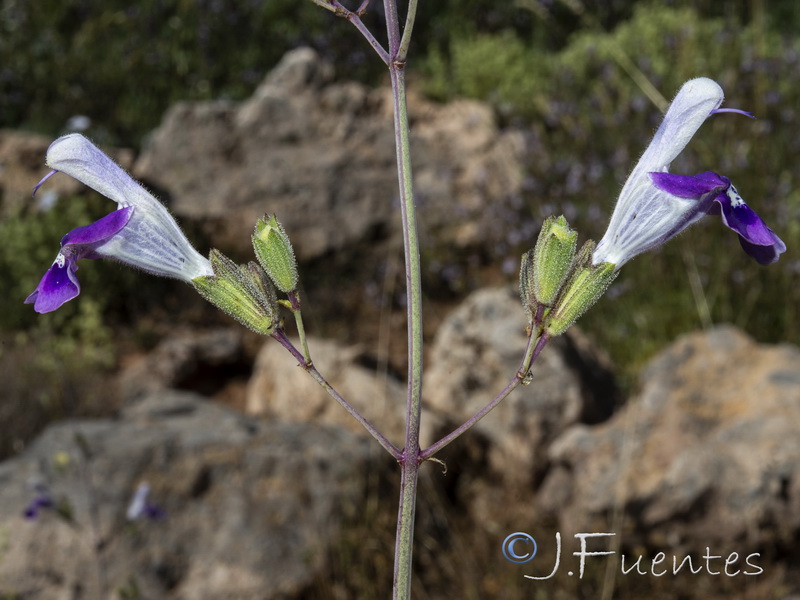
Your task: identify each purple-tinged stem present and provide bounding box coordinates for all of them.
[347,12,390,64]
[326,0,390,65]
[380,0,423,597]
[272,328,402,460]
[420,331,551,461]
[272,327,305,363]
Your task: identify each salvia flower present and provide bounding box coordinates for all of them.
[26,134,213,313]
[593,77,785,268]
[23,483,54,520]
[126,482,166,521]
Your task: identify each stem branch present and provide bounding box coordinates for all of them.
[397,0,418,61]
[271,329,402,460]
[321,0,390,64]
[288,291,312,365]
[421,331,551,460]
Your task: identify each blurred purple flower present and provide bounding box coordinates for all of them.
[26,134,213,314]
[23,483,54,520]
[126,482,166,522]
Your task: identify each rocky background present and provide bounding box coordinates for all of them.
[1,46,799,599]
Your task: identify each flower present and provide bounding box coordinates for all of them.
[25,134,213,313]
[126,482,166,521]
[23,483,54,520]
[593,78,785,268]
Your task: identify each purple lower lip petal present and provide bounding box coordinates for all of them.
[715,192,786,264]
[25,208,134,313]
[739,237,784,265]
[24,258,80,314]
[715,192,780,247]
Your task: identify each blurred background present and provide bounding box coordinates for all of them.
[0,0,798,598]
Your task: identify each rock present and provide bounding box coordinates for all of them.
[0,130,75,216]
[539,325,800,553]
[133,48,528,266]
[131,47,534,373]
[0,391,381,600]
[422,287,618,523]
[118,328,246,403]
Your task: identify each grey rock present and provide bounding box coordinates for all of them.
[246,335,416,446]
[539,325,800,552]
[118,327,245,401]
[134,48,528,265]
[423,287,617,524]
[0,390,379,599]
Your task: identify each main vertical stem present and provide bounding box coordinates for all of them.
[390,53,423,600]
[390,63,422,600]
[383,1,423,598]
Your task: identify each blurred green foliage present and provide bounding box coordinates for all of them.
[422,2,800,376]
[7,0,790,144]
[1,0,798,382]
[0,189,205,457]
[0,195,142,343]
[0,195,139,457]
[1,0,381,145]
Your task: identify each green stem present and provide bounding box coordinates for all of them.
[393,462,418,599]
[382,0,422,597]
[311,0,421,594]
[293,310,312,364]
[288,291,312,364]
[397,0,418,61]
[392,65,423,451]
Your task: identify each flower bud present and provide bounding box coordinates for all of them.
[520,215,578,318]
[545,241,617,336]
[240,261,278,310]
[192,250,278,335]
[519,249,537,319]
[252,215,298,293]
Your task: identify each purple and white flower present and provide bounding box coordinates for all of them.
[23,482,54,520]
[126,482,166,521]
[26,134,213,313]
[593,77,785,268]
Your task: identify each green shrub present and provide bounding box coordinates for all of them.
[0,0,380,144]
